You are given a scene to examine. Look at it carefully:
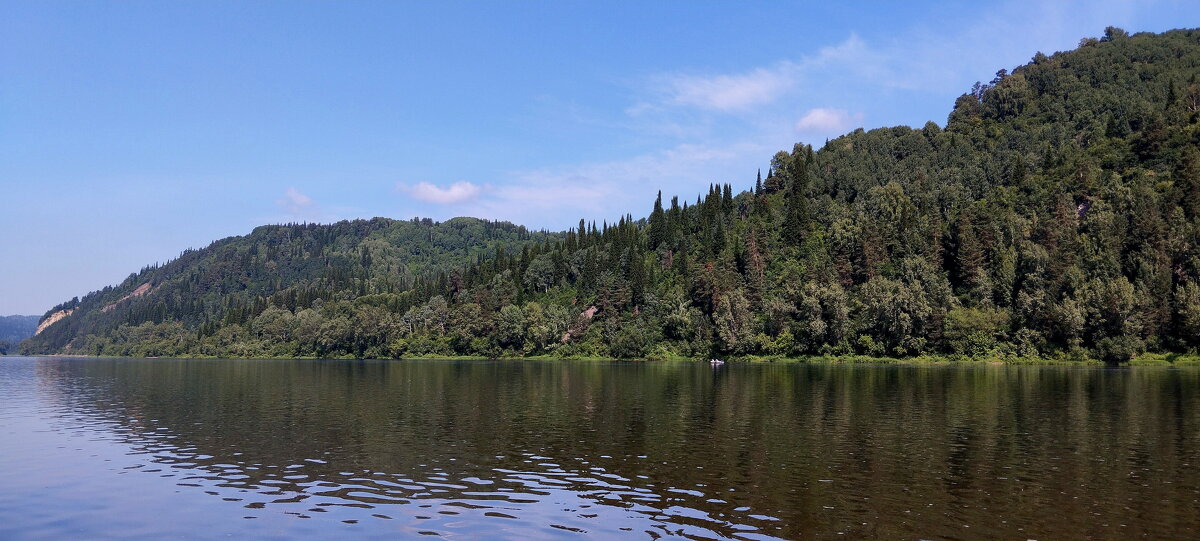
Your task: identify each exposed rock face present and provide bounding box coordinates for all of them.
[35,308,74,336]
[101,282,153,313]
[561,306,599,343]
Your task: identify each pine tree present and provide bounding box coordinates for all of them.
[782,152,809,246]
[764,154,788,194]
[1176,147,1200,219]
[649,191,665,249]
[629,250,646,306]
[953,211,984,292]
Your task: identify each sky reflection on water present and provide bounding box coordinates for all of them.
[1,357,1197,539]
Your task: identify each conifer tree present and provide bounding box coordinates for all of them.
[1176,147,1200,219]
[649,191,665,249]
[782,151,809,246]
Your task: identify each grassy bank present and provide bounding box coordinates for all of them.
[721,354,1105,366]
[1124,353,1200,366]
[26,351,1200,366]
[677,353,1200,366]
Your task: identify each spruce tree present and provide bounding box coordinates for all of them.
[1176,147,1200,219]
[649,191,665,249]
[782,152,809,246]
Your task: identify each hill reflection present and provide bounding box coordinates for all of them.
[28,358,1200,539]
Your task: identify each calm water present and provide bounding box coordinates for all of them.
[1,357,1197,539]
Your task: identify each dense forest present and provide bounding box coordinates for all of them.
[20,28,1200,363]
[0,315,39,354]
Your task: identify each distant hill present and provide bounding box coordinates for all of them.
[0,315,38,342]
[23,217,557,357]
[0,315,39,354]
[21,28,1200,363]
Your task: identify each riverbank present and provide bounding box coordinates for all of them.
[1123,353,1200,366]
[14,352,1200,366]
[725,353,1200,366]
[728,354,1105,366]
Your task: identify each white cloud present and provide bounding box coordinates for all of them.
[639,34,882,116]
[405,181,481,204]
[277,187,320,220]
[445,141,769,229]
[794,108,864,134]
[656,64,797,112]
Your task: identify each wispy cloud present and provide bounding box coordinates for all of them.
[654,64,797,112]
[449,141,769,228]
[795,108,864,134]
[636,34,877,117]
[277,187,321,221]
[403,181,481,204]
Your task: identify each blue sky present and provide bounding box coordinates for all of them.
[2,1,1197,315]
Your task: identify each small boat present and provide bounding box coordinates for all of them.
[709,358,725,365]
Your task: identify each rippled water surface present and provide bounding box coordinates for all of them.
[1,357,1198,539]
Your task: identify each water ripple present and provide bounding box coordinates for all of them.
[2,357,1199,539]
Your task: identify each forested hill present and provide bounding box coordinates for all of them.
[23,27,1200,362]
[22,217,557,356]
[0,315,39,354]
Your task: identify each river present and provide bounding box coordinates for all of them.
[1,357,1197,539]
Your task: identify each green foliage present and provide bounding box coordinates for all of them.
[23,29,1200,364]
[944,307,1010,356]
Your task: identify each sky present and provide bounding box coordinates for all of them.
[2,1,1198,315]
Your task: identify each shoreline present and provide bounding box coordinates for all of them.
[8,352,1200,366]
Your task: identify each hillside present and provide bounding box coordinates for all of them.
[22,217,557,357]
[23,27,1200,362]
[0,315,39,354]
